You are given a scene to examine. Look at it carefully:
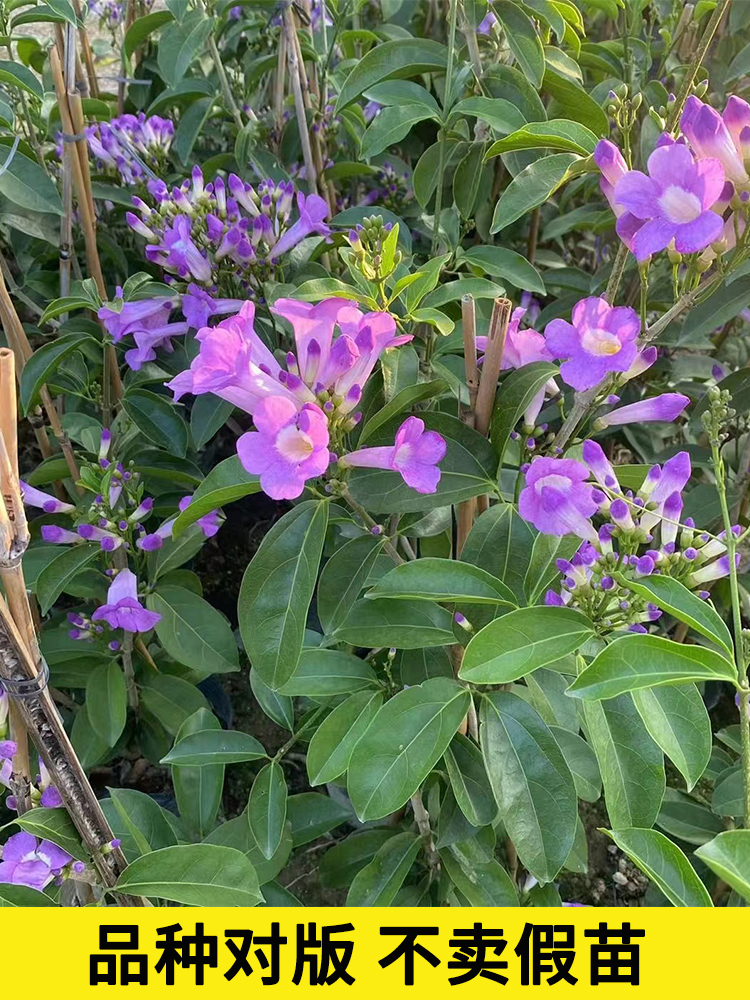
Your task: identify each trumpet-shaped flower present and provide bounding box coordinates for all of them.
[545,297,640,391]
[681,95,750,186]
[519,457,600,542]
[92,569,161,634]
[614,140,725,261]
[237,398,330,500]
[0,832,72,890]
[339,416,446,494]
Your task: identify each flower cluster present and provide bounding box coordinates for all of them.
[127,167,331,297]
[0,832,75,890]
[86,114,174,187]
[361,162,412,214]
[167,298,446,500]
[98,288,188,370]
[1,728,63,813]
[518,445,738,631]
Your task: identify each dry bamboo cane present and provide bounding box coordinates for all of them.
[474,297,511,516]
[274,29,287,139]
[0,349,32,809]
[71,0,99,98]
[283,11,317,193]
[0,267,81,485]
[456,294,479,556]
[49,43,124,405]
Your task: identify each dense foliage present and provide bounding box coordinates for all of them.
[0,0,750,908]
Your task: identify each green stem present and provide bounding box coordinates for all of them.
[604,244,629,303]
[741,689,750,827]
[666,0,731,132]
[431,0,458,255]
[274,707,327,761]
[341,488,403,565]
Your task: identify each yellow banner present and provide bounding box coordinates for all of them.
[2,907,746,995]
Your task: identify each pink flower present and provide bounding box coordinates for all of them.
[545,296,640,391]
[681,95,750,186]
[268,192,331,261]
[614,139,725,261]
[518,457,600,541]
[92,569,161,633]
[340,416,446,494]
[237,398,330,500]
[167,301,299,414]
[594,139,644,251]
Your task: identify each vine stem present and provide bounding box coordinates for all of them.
[410,789,440,876]
[121,633,138,711]
[340,488,403,564]
[431,0,458,255]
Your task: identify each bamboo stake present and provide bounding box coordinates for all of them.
[474,297,511,515]
[283,10,317,193]
[274,28,287,138]
[456,294,479,555]
[71,0,99,98]
[50,43,123,405]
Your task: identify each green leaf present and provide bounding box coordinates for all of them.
[106,788,178,858]
[459,246,546,294]
[122,389,188,457]
[443,732,498,827]
[491,153,579,233]
[140,674,209,736]
[481,691,577,882]
[317,534,384,635]
[287,792,352,847]
[307,691,383,785]
[115,844,262,906]
[617,574,733,658]
[361,104,437,158]
[39,295,96,325]
[86,662,127,747]
[334,598,456,649]
[162,729,266,766]
[173,97,214,165]
[496,1,545,87]
[320,830,397,888]
[567,634,736,700]
[148,585,239,677]
[157,9,213,87]
[695,831,750,903]
[0,884,56,906]
[604,828,711,907]
[336,39,448,111]
[542,66,609,134]
[367,557,516,605]
[348,677,471,820]
[454,143,486,220]
[346,831,421,905]
[0,60,42,99]
[0,148,62,216]
[441,845,518,905]
[171,456,259,537]
[349,412,497,513]
[124,9,174,57]
[35,544,99,615]
[279,648,378,697]
[422,277,506,309]
[551,727,602,802]
[8,807,84,860]
[21,333,94,414]
[451,96,527,133]
[487,119,597,157]
[632,685,711,792]
[251,669,294,732]
[190,393,234,450]
[147,524,206,581]
[171,709,223,839]
[239,500,329,690]
[583,694,665,829]
[712,766,744,817]
[657,789,724,846]
[461,503,536,604]
[524,533,581,606]
[490,361,560,465]
[247,761,288,860]
[359,380,447,444]
[460,606,594,683]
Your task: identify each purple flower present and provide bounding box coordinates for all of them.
[681,95,750,186]
[597,393,690,428]
[340,416,446,494]
[167,301,299,414]
[268,192,331,262]
[545,297,640,391]
[19,481,75,514]
[41,525,81,545]
[518,457,600,541]
[237,398,330,500]
[98,290,173,342]
[181,284,244,329]
[178,495,222,537]
[477,10,498,33]
[689,552,740,586]
[594,140,644,251]
[0,832,72,890]
[614,140,725,261]
[156,215,212,283]
[37,759,62,809]
[0,740,16,760]
[124,320,190,371]
[582,440,621,492]
[92,568,161,633]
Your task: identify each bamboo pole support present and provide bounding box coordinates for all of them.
[456,294,479,555]
[71,0,99,98]
[474,297,511,515]
[50,42,123,405]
